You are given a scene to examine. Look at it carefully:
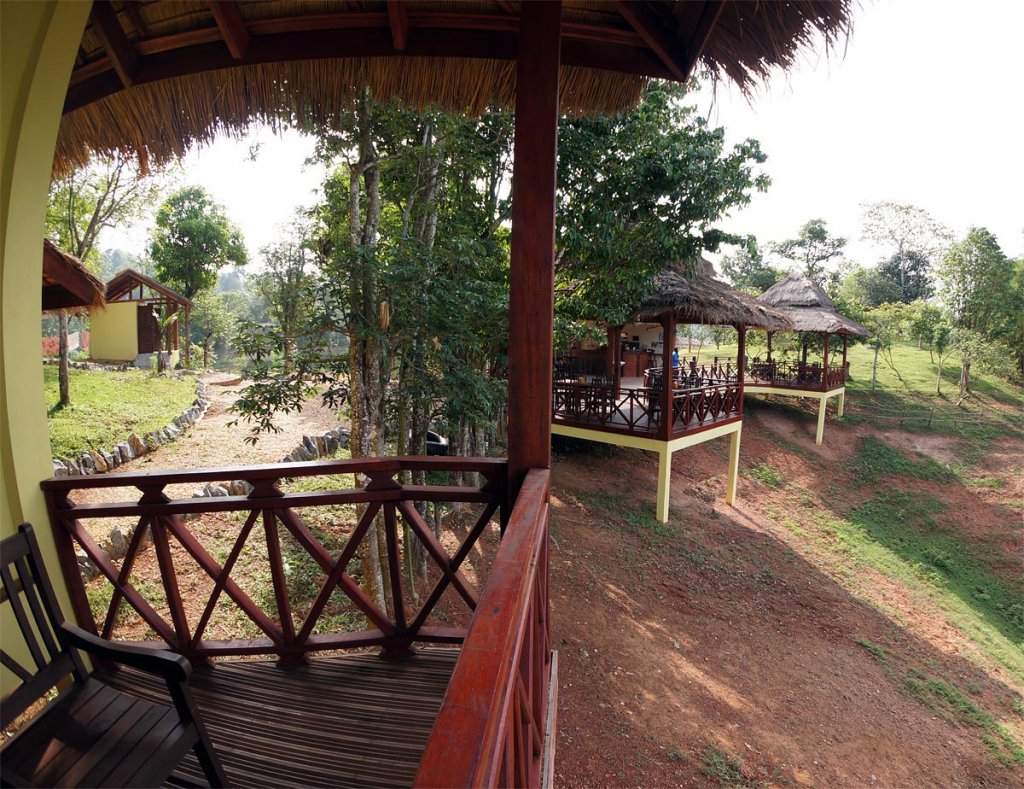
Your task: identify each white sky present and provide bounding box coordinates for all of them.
[104,0,1024,269]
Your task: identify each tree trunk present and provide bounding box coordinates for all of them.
[871,346,879,392]
[58,312,71,407]
[935,360,943,395]
[959,361,970,399]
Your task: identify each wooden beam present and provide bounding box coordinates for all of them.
[507,0,561,495]
[615,0,689,81]
[386,0,409,51]
[65,15,670,113]
[124,2,148,38]
[209,0,250,60]
[90,0,138,87]
[682,0,725,75]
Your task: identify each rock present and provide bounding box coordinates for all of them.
[100,450,115,469]
[229,480,254,496]
[303,436,318,457]
[109,448,122,467]
[89,450,108,474]
[80,452,94,471]
[96,546,112,564]
[65,458,82,476]
[192,487,206,498]
[204,484,229,497]
[337,428,351,448]
[282,456,293,463]
[315,435,328,457]
[108,528,129,560]
[290,447,309,462]
[324,432,339,454]
[128,433,146,456]
[144,433,162,451]
[52,459,68,477]
[173,416,183,428]
[78,559,99,582]
[139,525,153,545]
[118,441,134,461]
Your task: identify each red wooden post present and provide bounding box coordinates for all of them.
[737,324,746,414]
[659,312,675,440]
[507,0,561,498]
[821,332,830,391]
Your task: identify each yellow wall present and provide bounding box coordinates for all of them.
[1,1,91,692]
[90,302,139,361]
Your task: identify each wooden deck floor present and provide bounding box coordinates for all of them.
[101,648,459,788]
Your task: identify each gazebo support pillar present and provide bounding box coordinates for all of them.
[609,325,622,395]
[726,426,742,506]
[507,0,561,498]
[658,312,676,441]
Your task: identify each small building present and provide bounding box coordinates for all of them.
[552,260,792,522]
[748,271,870,444]
[90,269,191,368]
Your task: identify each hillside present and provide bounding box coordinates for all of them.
[549,392,1023,787]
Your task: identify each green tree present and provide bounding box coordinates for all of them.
[770,219,846,283]
[862,302,909,390]
[151,185,248,365]
[839,265,902,308]
[937,228,1014,336]
[254,222,319,364]
[861,201,951,301]
[46,155,162,405]
[720,239,784,294]
[877,250,933,302]
[555,82,769,323]
[190,290,233,369]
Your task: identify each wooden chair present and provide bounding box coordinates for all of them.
[1,524,227,788]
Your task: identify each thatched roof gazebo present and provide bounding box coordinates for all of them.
[634,259,793,330]
[757,270,869,336]
[747,271,870,444]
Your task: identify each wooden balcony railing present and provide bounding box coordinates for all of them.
[553,379,741,440]
[670,381,742,431]
[748,360,845,391]
[416,468,553,788]
[40,457,509,661]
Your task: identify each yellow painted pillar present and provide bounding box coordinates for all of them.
[2,1,91,692]
[725,425,742,505]
[656,445,672,523]
[837,390,846,418]
[816,397,827,445]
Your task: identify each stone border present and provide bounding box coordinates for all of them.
[278,427,352,464]
[52,376,210,477]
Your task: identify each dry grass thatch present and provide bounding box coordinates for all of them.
[54,0,852,176]
[757,271,869,336]
[632,259,793,330]
[42,239,106,312]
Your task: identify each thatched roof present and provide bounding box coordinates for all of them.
[56,0,852,175]
[633,259,793,331]
[106,269,192,309]
[42,239,106,312]
[757,271,869,336]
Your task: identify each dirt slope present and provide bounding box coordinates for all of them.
[550,401,1023,788]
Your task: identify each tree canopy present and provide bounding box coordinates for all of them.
[150,185,248,299]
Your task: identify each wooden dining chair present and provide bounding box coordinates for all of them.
[1,524,227,788]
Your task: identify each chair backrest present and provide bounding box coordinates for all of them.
[1,524,88,730]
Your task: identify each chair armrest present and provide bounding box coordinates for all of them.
[59,622,192,682]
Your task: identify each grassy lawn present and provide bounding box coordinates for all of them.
[45,366,195,458]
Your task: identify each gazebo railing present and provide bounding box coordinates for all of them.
[41,457,508,661]
[670,382,742,431]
